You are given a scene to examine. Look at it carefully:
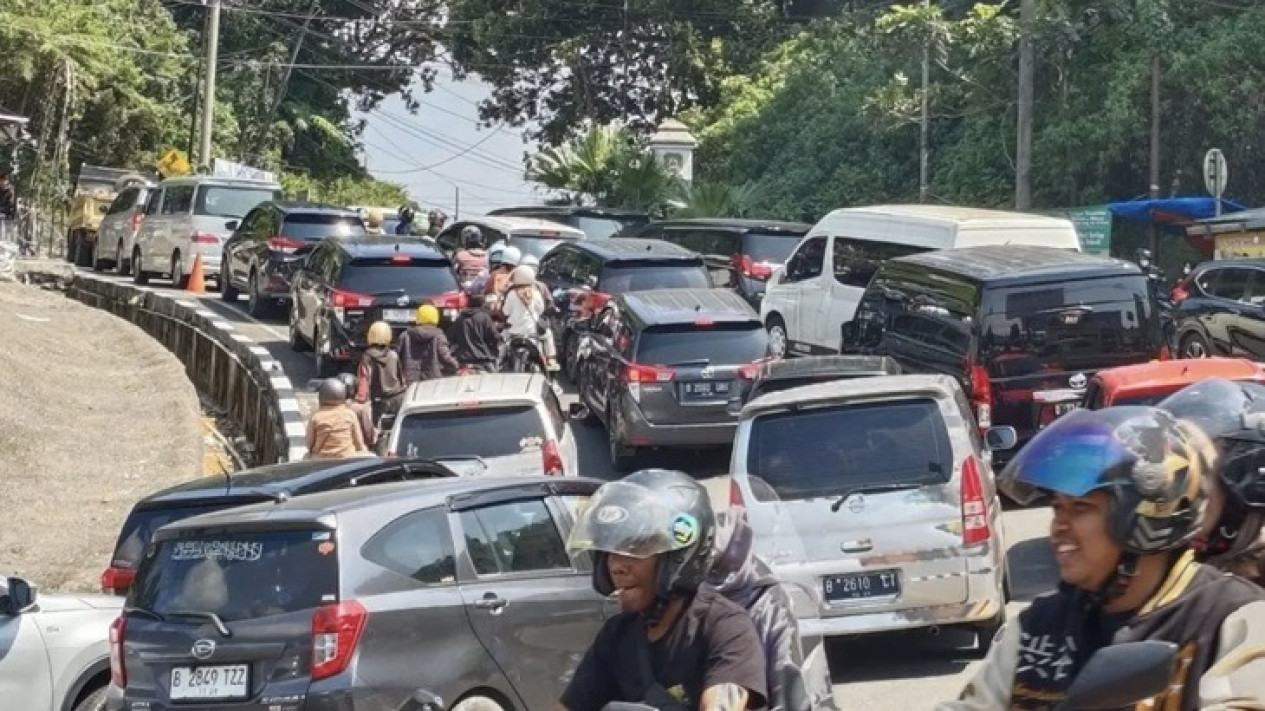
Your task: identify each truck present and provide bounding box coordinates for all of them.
[65,164,152,268]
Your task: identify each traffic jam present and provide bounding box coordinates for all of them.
[16,177,1265,710]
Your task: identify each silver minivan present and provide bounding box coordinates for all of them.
[131,176,281,288]
[728,374,1017,652]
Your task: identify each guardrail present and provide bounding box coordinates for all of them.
[18,264,307,464]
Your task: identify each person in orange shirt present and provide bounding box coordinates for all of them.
[305,378,368,459]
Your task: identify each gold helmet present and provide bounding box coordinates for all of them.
[367,321,393,346]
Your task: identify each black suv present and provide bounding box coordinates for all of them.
[487,204,650,240]
[537,238,716,378]
[100,457,457,597]
[289,237,464,376]
[621,218,810,307]
[726,354,902,414]
[574,288,769,470]
[844,245,1163,460]
[1171,258,1265,359]
[221,202,366,317]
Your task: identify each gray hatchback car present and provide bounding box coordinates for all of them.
[106,476,609,711]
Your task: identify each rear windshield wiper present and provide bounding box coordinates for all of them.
[370,289,407,296]
[664,358,711,367]
[830,464,943,513]
[124,606,165,622]
[167,610,233,637]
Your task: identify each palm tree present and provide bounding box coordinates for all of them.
[527,124,628,205]
[670,180,759,218]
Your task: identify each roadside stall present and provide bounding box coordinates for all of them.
[1184,207,1265,260]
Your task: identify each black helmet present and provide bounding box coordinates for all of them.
[567,469,716,601]
[318,377,348,406]
[399,205,415,222]
[461,225,484,249]
[1000,406,1211,556]
[1159,378,1265,509]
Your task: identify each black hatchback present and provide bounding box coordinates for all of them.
[100,457,457,597]
[289,237,466,376]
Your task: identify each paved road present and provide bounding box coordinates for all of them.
[91,272,1061,708]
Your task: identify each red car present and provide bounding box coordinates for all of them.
[1083,357,1265,409]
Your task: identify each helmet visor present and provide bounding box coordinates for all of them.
[999,412,1135,505]
[566,482,702,559]
[1157,378,1260,438]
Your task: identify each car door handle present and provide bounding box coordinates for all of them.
[473,593,507,611]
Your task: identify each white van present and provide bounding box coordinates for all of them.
[759,204,1082,357]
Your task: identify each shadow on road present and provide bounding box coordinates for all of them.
[827,628,978,684]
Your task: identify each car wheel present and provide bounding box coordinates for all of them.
[766,314,788,359]
[451,695,506,711]
[91,239,106,271]
[562,333,580,382]
[132,248,149,285]
[171,251,189,289]
[607,406,639,472]
[289,308,311,352]
[116,242,131,276]
[72,685,108,711]
[1180,332,1211,359]
[972,609,1006,658]
[221,272,240,302]
[247,269,270,317]
[315,327,338,377]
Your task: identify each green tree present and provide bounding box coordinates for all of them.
[527,124,677,211]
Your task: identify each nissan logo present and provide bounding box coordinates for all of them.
[191,639,216,661]
[1069,373,1087,389]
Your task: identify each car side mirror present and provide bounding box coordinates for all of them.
[985,426,1018,451]
[3,576,37,614]
[1056,641,1178,711]
[225,220,239,231]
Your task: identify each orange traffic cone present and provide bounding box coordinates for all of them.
[186,253,207,294]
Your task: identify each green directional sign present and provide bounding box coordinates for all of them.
[1047,205,1113,255]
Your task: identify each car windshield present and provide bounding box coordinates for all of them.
[112,502,264,568]
[340,259,459,296]
[600,261,711,293]
[635,323,769,366]
[195,186,279,218]
[395,404,547,459]
[742,232,804,263]
[284,214,366,240]
[130,530,339,621]
[979,276,1161,376]
[746,399,952,500]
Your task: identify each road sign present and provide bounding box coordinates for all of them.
[157,148,192,177]
[1204,148,1228,213]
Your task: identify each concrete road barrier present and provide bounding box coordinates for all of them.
[18,262,307,463]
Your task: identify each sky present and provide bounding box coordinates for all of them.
[355,70,546,219]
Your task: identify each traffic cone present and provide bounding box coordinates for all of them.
[186,253,207,294]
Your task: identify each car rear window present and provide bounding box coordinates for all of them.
[195,186,279,218]
[600,261,711,293]
[741,232,803,263]
[395,404,547,459]
[510,235,575,260]
[746,399,953,500]
[112,502,260,568]
[635,323,769,366]
[284,214,366,240]
[341,259,459,296]
[576,215,644,240]
[979,275,1161,376]
[130,530,339,621]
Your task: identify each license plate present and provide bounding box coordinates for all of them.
[383,308,413,322]
[822,570,901,602]
[170,664,249,700]
[679,381,731,402]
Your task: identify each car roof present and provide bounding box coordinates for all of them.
[819,204,1077,228]
[575,238,699,260]
[742,373,960,417]
[619,288,758,325]
[153,476,606,537]
[134,457,455,507]
[650,218,811,234]
[335,236,448,259]
[270,201,362,216]
[401,372,552,407]
[1094,358,1265,396]
[157,175,281,188]
[893,246,1140,285]
[1192,258,1265,271]
[464,214,586,238]
[488,205,649,219]
[755,355,902,381]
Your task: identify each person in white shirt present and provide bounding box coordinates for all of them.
[500,265,558,371]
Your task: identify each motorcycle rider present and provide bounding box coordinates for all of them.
[449,294,501,373]
[305,377,368,459]
[427,209,447,237]
[355,320,408,426]
[558,469,768,711]
[1159,378,1265,585]
[336,371,376,447]
[365,208,386,236]
[483,245,522,300]
[937,406,1265,710]
[500,264,559,371]
[453,225,489,282]
[398,304,460,384]
[395,205,417,236]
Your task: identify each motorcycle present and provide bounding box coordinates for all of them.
[499,306,559,376]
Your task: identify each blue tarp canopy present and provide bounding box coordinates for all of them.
[1108,197,1247,226]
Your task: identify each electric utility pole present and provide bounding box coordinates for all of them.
[918,0,931,204]
[1015,0,1035,210]
[1148,52,1161,255]
[198,0,222,171]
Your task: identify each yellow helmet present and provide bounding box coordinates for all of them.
[416,304,440,326]
[367,320,393,346]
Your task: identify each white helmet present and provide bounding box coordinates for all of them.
[520,254,540,269]
[510,265,536,287]
[501,246,523,267]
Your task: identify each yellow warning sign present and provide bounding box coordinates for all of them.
[1215,231,1265,259]
[157,148,192,177]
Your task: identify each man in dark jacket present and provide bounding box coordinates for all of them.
[0,173,16,219]
[398,304,459,383]
[449,295,501,372]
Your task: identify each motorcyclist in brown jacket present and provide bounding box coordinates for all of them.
[355,321,408,426]
[398,304,459,384]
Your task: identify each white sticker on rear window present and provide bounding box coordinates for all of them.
[169,540,265,562]
[312,532,331,541]
[520,436,543,451]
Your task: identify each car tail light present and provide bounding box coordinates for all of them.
[624,363,675,402]
[965,359,992,431]
[390,253,413,263]
[128,208,143,233]
[542,440,564,476]
[268,235,305,254]
[331,288,375,309]
[729,478,745,510]
[960,456,991,546]
[109,615,127,687]
[191,232,220,245]
[738,362,764,380]
[732,253,773,281]
[432,290,468,310]
[100,566,136,596]
[311,601,368,681]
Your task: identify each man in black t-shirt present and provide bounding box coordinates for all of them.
[559,469,768,711]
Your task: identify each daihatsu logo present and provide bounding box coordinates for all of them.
[1069,372,1087,389]
[191,639,216,660]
